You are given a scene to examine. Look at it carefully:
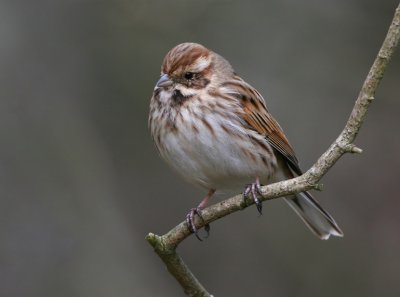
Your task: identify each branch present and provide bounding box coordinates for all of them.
[146,4,400,297]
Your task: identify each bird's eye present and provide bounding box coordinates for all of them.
[184,72,194,80]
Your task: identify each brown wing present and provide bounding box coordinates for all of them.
[222,77,302,175]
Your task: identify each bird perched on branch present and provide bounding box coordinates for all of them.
[149,42,343,240]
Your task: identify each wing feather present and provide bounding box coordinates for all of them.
[222,77,302,175]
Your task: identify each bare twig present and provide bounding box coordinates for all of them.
[146,4,400,297]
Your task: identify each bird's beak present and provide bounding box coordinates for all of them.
[156,74,173,88]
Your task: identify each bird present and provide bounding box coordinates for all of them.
[149,42,343,240]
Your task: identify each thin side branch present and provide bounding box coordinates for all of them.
[146,4,400,297]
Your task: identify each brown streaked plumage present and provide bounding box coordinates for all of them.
[149,42,343,240]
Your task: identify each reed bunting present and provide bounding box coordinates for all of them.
[149,42,343,240]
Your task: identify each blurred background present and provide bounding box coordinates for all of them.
[1,0,399,296]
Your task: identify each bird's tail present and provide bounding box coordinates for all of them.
[284,191,343,240]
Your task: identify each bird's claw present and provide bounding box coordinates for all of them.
[243,179,263,214]
[186,207,210,241]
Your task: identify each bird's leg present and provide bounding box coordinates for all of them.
[243,176,263,214]
[186,189,216,241]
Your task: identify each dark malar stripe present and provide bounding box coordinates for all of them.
[171,90,193,107]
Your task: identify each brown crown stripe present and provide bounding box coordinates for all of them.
[163,44,210,74]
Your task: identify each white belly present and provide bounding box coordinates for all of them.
[158,110,277,191]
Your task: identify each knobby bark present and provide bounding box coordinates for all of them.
[146,4,400,297]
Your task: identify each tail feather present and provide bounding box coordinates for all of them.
[284,191,343,240]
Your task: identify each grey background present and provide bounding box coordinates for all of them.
[1,0,400,296]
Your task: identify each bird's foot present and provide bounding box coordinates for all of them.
[186,207,210,241]
[243,177,263,214]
